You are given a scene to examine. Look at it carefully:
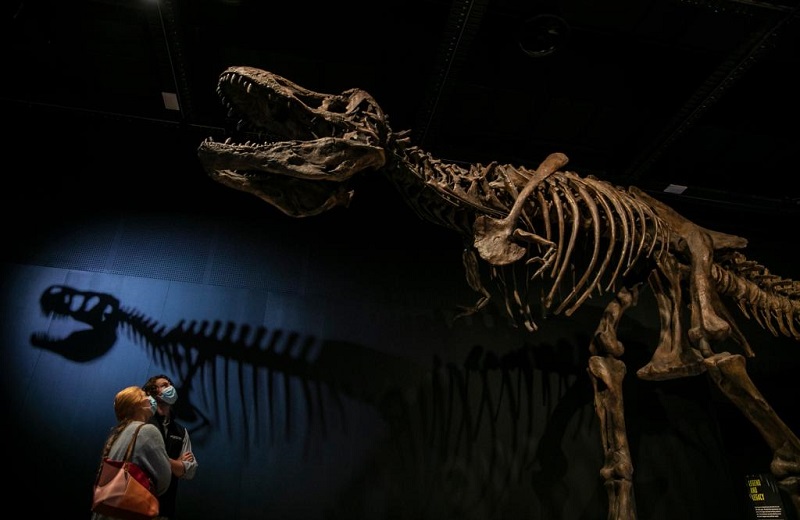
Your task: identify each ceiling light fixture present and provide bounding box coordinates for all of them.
[516,14,570,59]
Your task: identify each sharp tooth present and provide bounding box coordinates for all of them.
[225,137,232,144]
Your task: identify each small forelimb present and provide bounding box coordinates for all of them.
[457,248,494,320]
[524,244,557,280]
[513,228,556,248]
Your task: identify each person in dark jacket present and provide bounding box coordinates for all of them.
[143,374,199,520]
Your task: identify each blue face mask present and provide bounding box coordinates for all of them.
[146,395,158,415]
[159,385,178,405]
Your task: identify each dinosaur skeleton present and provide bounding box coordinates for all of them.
[198,66,800,519]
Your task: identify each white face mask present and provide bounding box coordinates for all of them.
[144,395,157,415]
[159,385,178,405]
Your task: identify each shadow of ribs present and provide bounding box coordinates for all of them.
[197,66,800,519]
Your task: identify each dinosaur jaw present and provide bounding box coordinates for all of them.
[30,285,119,361]
[206,165,358,218]
[198,66,389,217]
[198,138,384,217]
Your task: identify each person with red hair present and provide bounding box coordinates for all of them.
[91,385,172,520]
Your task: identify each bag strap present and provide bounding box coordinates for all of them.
[123,423,147,463]
[94,422,147,485]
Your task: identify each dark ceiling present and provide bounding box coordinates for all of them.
[4,0,799,231]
